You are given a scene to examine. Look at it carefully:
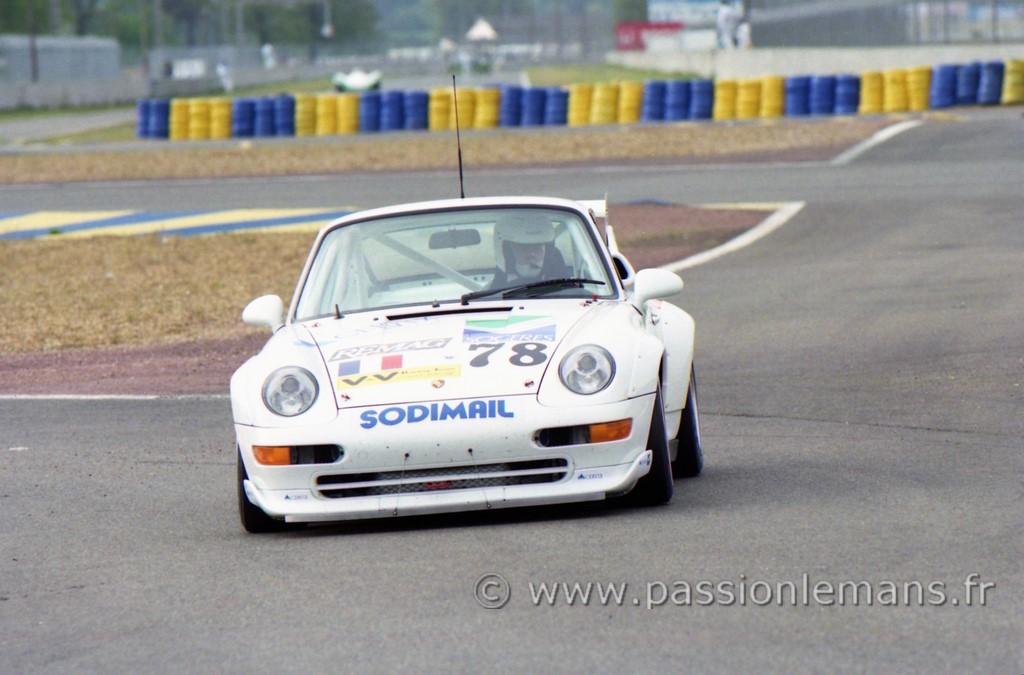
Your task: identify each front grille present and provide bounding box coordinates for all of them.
[315,458,569,499]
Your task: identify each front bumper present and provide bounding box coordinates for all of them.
[235,394,656,523]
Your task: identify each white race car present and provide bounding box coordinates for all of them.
[232,196,702,532]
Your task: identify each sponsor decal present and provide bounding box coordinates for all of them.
[283,493,311,501]
[337,364,461,390]
[338,354,403,376]
[328,337,452,362]
[463,315,556,344]
[578,471,604,480]
[359,399,514,429]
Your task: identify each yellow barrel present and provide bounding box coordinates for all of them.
[187,98,210,140]
[859,71,883,114]
[736,78,762,119]
[567,83,594,126]
[169,98,190,141]
[209,97,232,139]
[450,87,476,129]
[336,93,359,134]
[760,75,785,118]
[315,94,338,135]
[428,87,450,131]
[618,81,643,124]
[883,69,909,113]
[474,87,500,128]
[294,94,316,136]
[1002,59,1024,104]
[590,83,619,125]
[712,79,738,120]
[907,66,931,112]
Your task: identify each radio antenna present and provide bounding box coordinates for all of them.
[452,74,465,199]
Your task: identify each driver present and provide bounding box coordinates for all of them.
[492,212,570,287]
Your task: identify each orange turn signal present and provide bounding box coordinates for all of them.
[253,446,292,466]
[589,419,632,444]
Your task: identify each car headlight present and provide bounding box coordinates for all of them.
[559,345,615,395]
[262,367,319,416]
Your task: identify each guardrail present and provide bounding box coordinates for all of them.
[135,59,1023,140]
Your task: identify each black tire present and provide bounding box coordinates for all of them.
[237,450,290,533]
[672,366,704,478]
[630,385,674,506]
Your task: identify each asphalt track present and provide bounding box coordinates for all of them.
[1,109,1022,672]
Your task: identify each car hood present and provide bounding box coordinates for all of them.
[303,304,595,408]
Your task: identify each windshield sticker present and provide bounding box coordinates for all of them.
[359,399,514,429]
[328,337,452,362]
[337,364,461,390]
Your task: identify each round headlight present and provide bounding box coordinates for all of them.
[262,367,319,417]
[559,345,615,395]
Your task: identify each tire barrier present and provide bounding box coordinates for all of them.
[664,80,690,121]
[618,80,644,124]
[403,90,429,131]
[930,65,959,109]
[760,75,785,118]
[859,71,883,114]
[139,58,1024,142]
[520,87,547,127]
[641,81,667,122]
[689,79,714,120]
[380,90,405,131]
[274,95,295,136]
[712,79,737,120]
[784,76,811,117]
[978,61,1005,105]
[544,87,569,126]
[810,75,836,116]
[473,87,500,129]
[590,83,619,125]
[834,74,860,115]
[736,79,761,120]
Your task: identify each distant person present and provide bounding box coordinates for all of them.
[736,19,752,48]
[216,62,234,92]
[260,43,277,70]
[717,0,741,49]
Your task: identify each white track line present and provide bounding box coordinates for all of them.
[662,201,806,273]
[0,394,227,401]
[829,119,923,166]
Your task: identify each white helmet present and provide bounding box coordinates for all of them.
[494,211,556,273]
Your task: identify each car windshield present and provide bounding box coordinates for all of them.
[294,206,615,320]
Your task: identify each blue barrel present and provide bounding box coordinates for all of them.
[499,85,522,127]
[665,80,690,120]
[136,99,152,138]
[543,87,568,125]
[640,81,667,122]
[930,64,959,109]
[810,75,837,115]
[380,90,405,131]
[274,94,295,136]
[978,61,1005,105]
[359,92,381,132]
[688,79,714,120]
[834,75,860,115]
[521,87,547,126]
[231,98,255,137]
[785,76,811,116]
[956,62,981,105]
[254,97,275,136]
[149,99,171,139]
[403,90,429,130]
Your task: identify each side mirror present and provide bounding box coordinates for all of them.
[631,268,683,308]
[242,294,285,332]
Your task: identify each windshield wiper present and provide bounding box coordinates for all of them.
[462,278,605,305]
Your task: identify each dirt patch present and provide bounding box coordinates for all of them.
[0,203,766,395]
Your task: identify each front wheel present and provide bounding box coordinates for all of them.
[629,386,674,506]
[672,366,703,478]
[237,450,290,533]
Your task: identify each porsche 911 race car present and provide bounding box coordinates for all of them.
[232,196,702,532]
